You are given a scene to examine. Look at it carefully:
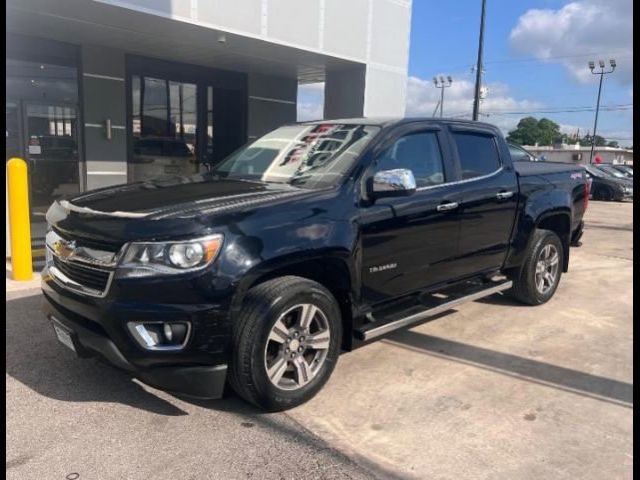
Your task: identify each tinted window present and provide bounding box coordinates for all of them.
[453,132,501,179]
[376,132,445,187]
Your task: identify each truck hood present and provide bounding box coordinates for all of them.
[64,175,306,217]
[46,174,312,245]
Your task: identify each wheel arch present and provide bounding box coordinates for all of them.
[230,255,356,351]
[535,211,571,272]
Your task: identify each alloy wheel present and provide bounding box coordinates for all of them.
[535,244,560,295]
[264,304,331,391]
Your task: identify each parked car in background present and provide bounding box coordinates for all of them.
[584,164,633,201]
[597,164,632,180]
[609,164,633,178]
[132,137,198,178]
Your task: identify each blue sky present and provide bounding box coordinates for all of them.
[299,0,633,146]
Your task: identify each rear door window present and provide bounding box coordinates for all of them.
[453,132,501,180]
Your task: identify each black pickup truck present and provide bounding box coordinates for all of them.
[42,118,588,411]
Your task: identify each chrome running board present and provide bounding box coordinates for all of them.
[355,280,513,341]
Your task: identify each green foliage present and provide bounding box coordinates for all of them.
[506,117,561,146]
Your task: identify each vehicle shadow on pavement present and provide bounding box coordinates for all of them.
[6,292,189,416]
[384,329,633,408]
[5,292,320,419]
[474,292,531,307]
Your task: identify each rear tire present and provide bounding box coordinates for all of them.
[508,229,563,305]
[228,276,342,411]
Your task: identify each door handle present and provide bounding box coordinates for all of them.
[496,191,514,200]
[437,202,459,212]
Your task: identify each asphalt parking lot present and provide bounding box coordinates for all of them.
[6,200,633,479]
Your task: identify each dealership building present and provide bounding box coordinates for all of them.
[6,0,412,257]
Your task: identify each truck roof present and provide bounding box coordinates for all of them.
[299,117,502,135]
[302,117,501,132]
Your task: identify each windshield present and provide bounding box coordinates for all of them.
[598,165,625,178]
[585,165,607,178]
[211,124,380,189]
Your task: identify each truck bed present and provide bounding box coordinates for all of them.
[513,161,583,176]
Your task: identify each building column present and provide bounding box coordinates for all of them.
[323,65,366,119]
[324,64,407,119]
[247,73,298,140]
[81,45,128,190]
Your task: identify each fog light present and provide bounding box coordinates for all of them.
[127,321,191,351]
[163,323,173,342]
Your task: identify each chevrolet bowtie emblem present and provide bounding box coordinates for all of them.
[53,240,76,260]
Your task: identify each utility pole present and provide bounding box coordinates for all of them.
[472,0,487,121]
[433,76,453,117]
[588,59,616,164]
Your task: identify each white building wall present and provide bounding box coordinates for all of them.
[95,0,413,118]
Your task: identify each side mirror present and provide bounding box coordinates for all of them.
[372,169,417,198]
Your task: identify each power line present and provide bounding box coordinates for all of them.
[445,103,631,115]
[481,105,632,115]
[431,52,632,73]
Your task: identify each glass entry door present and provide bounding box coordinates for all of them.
[24,103,80,234]
[128,59,247,183]
[6,57,81,249]
[131,76,199,182]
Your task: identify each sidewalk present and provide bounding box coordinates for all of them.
[6,262,42,292]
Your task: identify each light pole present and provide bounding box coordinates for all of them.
[588,59,616,164]
[472,0,487,121]
[433,76,453,117]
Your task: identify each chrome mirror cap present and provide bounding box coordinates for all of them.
[372,169,417,197]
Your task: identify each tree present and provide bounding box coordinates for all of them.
[506,117,561,146]
[579,134,607,146]
[506,117,540,145]
[537,118,562,145]
[607,141,619,148]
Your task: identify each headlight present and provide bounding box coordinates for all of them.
[116,234,223,278]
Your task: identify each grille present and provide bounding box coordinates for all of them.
[53,256,111,293]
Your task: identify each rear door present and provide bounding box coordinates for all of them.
[449,127,519,276]
[359,124,463,304]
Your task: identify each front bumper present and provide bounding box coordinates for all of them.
[41,271,232,399]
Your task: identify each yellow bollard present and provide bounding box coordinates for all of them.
[7,158,33,280]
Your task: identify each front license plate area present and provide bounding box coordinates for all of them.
[51,318,78,355]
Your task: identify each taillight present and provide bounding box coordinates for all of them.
[584,178,590,211]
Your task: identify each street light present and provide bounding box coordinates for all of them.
[588,58,616,164]
[433,75,453,117]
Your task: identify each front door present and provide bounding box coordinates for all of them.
[360,127,462,305]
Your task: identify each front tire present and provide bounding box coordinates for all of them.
[509,229,563,305]
[228,276,342,411]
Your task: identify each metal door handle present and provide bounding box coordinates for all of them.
[437,202,459,212]
[496,191,514,200]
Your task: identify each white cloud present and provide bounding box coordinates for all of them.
[297,101,324,121]
[405,75,544,134]
[509,0,633,84]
